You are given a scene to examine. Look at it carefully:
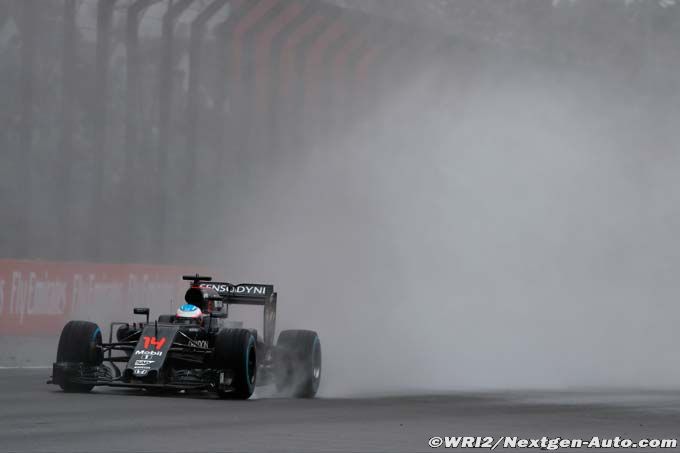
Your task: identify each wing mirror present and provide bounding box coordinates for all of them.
[133,307,150,324]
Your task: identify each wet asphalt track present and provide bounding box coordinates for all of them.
[1,369,679,452]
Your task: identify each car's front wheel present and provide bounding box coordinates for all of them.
[55,320,103,393]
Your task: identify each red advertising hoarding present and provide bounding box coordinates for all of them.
[0,260,207,335]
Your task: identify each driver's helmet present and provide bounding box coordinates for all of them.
[176,304,203,323]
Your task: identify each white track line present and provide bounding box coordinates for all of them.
[0,366,50,369]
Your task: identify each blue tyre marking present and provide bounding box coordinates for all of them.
[312,336,320,359]
[245,335,255,388]
[312,336,320,377]
[92,327,100,341]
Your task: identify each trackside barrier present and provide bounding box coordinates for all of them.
[0,260,207,335]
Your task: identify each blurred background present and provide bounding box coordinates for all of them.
[2,0,678,265]
[2,0,680,393]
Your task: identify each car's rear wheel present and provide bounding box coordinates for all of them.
[214,329,257,399]
[56,320,103,393]
[275,330,321,398]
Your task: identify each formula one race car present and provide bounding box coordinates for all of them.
[49,275,321,399]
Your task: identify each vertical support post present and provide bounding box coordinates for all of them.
[212,0,249,179]
[302,11,346,153]
[186,0,228,163]
[124,0,158,262]
[17,0,37,258]
[126,0,158,178]
[57,0,77,259]
[91,0,116,260]
[183,0,228,252]
[252,0,305,163]
[60,0,77,162]
[274,9,325,158]
[156,0,194,262]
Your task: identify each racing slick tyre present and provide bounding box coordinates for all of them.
[56,320,103,393]
[214,329,257,399]
[275,330,321,398]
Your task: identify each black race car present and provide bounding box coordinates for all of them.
[49,275,321,399]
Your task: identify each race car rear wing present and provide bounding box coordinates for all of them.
[199,282,274,303]
[184,277,277,346]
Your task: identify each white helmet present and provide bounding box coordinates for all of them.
[176,304,202,319]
